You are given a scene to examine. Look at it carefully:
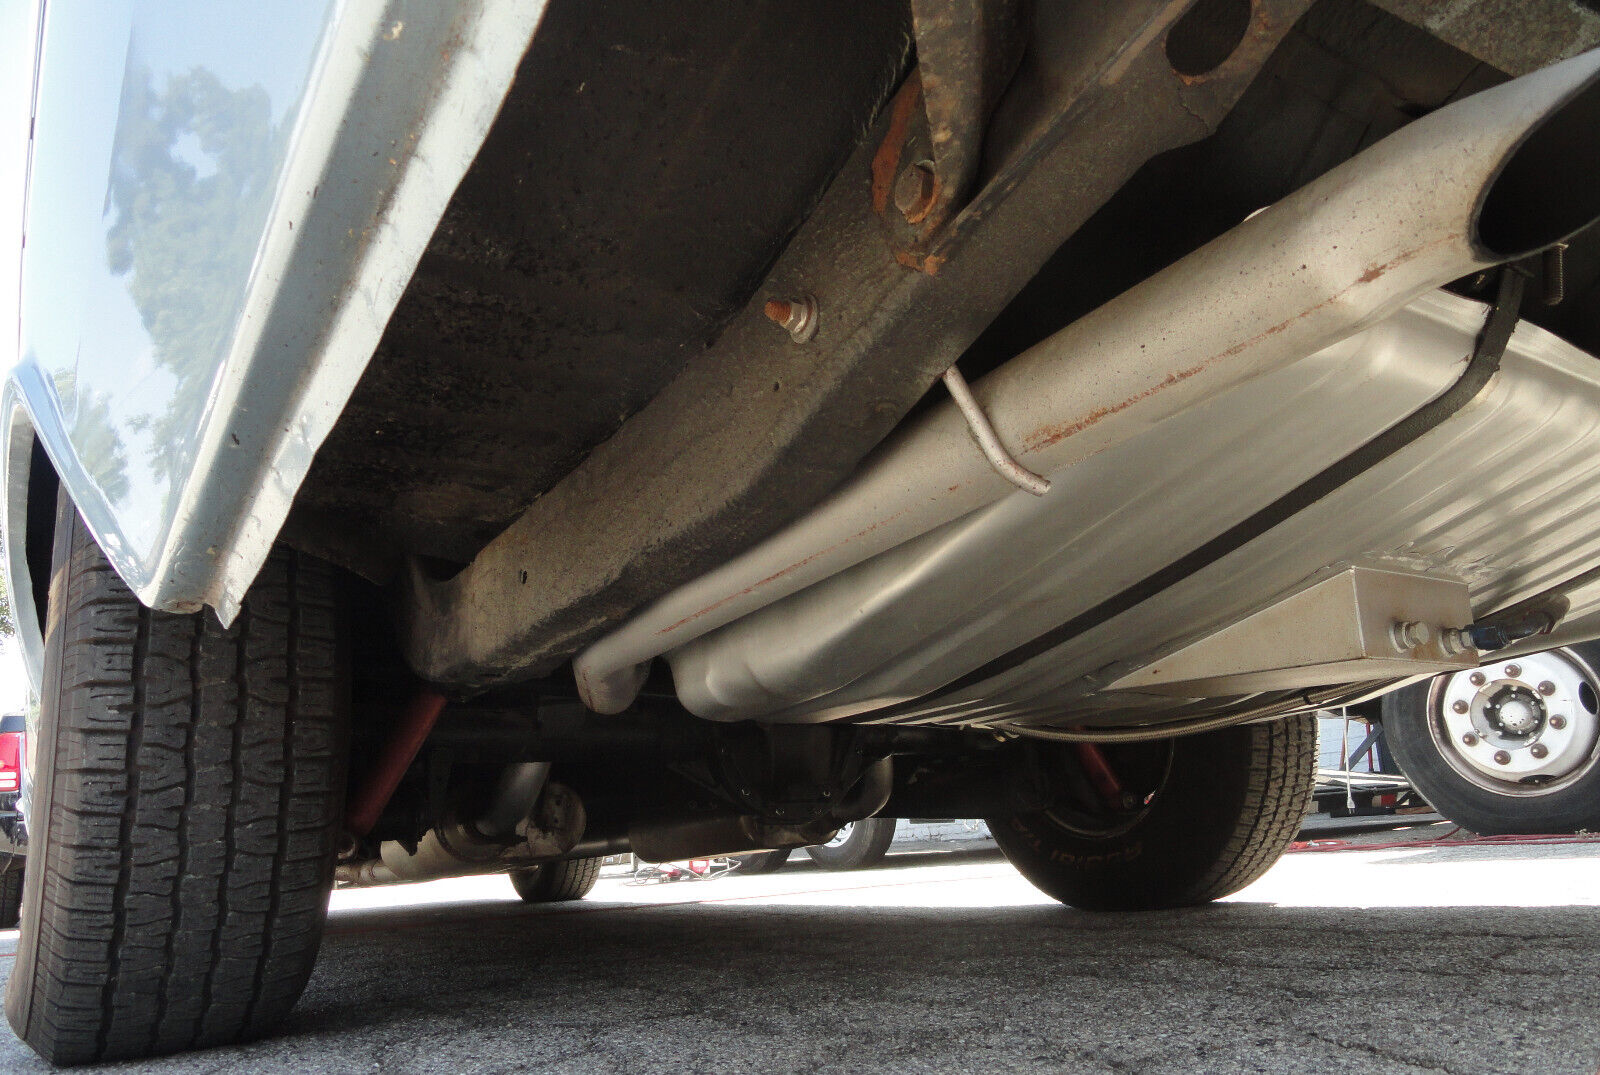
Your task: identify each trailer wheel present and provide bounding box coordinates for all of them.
[4,496,349,1064]
[804,818,897,870]
[989,716,1315,910]
[1383,644,1600,834]
[510,856,603,902]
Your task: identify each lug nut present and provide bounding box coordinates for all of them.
[1551,715,1568,730]
[1493,750,1512,765]
[1538,681,1557,696]
[1469,672,1487,687]
[1505,664,1522,678]
[1452,700,1470,714]
[1530,743,1549,759]
[763,295,820,343]
[1461,732,1479,746]
[893,161,938,223]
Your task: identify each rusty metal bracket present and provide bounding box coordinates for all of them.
[913,0,1029,230]
[403,0,1317,690]
[874,0,1029,269]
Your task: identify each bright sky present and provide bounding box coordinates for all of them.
[0,2,42,713]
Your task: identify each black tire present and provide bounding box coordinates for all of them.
[804,817,897,870]
[988,716,1316,911]
[0,854,22,929]
[1382,645,1600,835]
[732,848,791,873]
[510,856,603,902]
[5,497,348,1065]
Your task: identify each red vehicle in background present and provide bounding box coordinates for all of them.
[0,714,24,928]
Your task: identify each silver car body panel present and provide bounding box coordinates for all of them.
[2,0,546,687]
[667,291,1600,725]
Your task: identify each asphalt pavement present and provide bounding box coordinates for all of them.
[1,824,1597,1074]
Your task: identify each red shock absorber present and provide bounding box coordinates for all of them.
[344,688,448,838]
[1073,742,1126,809]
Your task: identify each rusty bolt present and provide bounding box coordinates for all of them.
[1530,743,1549,759]
[1538,681,1557,696]
[1462,732,1479,746]
[1469,672,1487,687]
[762,294,819,343]
[1493,750,1512,765]
[1452,700,1470,714]
[893,162,938,223]
[1505,664,1522,679]
[1551,715,1568,730]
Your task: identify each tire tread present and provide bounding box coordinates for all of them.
[511,856,603,903]
[5,510,346,1065]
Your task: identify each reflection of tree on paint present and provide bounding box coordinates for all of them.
[54,370,132,507]
[74,392,134,505]
[104,64,289,492]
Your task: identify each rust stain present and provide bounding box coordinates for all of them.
[894,249,946,275]
[1025,364,1214,451]
[871,76,923,216]
[1024,235,1461,453]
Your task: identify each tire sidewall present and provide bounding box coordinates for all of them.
[804,817,896,870]
[991,727,1255,910]
[1382,647,1600,834]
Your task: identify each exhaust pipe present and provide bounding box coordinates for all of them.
[336,765,585,887]
[576,48,1600,714]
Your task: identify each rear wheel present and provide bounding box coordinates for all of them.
[988,716,1315,910]
[804,817,896,870]
[509,856,603,903]
[1382,645,1600,834]
[5,496,349,1065]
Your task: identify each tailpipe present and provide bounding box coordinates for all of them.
[576,48,1600,716]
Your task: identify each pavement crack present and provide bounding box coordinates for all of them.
[1303,1029,1465,1074]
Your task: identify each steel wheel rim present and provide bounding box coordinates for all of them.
[1428,647,1600,796]
[821,823,856,849]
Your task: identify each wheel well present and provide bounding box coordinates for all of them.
[23,439,58,637]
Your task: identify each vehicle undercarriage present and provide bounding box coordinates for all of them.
[8,0,1600,1063]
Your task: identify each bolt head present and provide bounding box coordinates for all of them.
[1452,699,1470,714]
[1469,672,1487,687]
[763,294,819,342]
[1551,715,1568,730]
[1493,750,1512,765]
[1505,664,1522,679]
[893,162,938,222]
[1530,743,1550,759]
[1461,732,1479,746]
[1538,681,1558,696]
[1393,620,1434,649]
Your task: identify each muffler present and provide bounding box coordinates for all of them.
[576,48,1600,714]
